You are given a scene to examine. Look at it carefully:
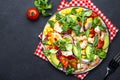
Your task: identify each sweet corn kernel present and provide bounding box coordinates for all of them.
[48,41,51,45]
[82,55,86,59]
[61,8,72,14]
[43,26,53,35]
[82,50,86,55]
[76,8,83,14]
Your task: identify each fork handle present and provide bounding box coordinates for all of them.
[103,67,112,80]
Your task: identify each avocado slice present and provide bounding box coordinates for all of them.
[73,45,79,57]
[50,54,60,66]
[102,33,109,49]
[86,45,92,59]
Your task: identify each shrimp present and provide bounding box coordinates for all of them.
[100,31,105,41]
[88,37,94,44]
[54,22,62,33]
[48,32,62,43]
[80,40,88,49]
[90,55,101,67]
[75,63,88,73]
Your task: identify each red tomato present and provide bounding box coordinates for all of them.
[69,59,77,69]
[26,8,40,20]
[97,40,104,49]
[59,56,69,68]
[90,28,96,38]
[91,12,98,18]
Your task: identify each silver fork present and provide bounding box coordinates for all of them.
[103,52,120,80]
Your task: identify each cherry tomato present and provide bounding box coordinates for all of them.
[26,8,40,20]
[91,12,98,18]
[97,40,104,49]
[69,59,77,69]
[59,56,69,68]
[90,28,96,38]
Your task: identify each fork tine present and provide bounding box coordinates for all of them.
[114,52,120,60]
[113,54,120,68]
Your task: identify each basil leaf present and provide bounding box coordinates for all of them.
[48,20,54,28]
[93,35,98,46]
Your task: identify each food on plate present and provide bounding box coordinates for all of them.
[42,7,109,74]
[26,8,40,20]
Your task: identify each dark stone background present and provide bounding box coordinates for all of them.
[0,0,120,80]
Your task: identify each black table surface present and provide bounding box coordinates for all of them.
[0,0,120,80]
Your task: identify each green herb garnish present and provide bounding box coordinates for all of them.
[34,0,52,16]
[48,20,54,28]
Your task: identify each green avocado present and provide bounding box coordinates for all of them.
[73,45,79,57]
[102,33,109,49]
[86,45,92,59]
[50,54,60,66]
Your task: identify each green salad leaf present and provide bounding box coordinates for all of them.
[65,44,73,51]
[43,49,58,55]
[93,35,98,46]
[42,40,49,45]
[34,0,52,16]
[48,20,54,28]
[56,13,64,20]
[71,8,77,15]
[98,51,107,59]
[72,25,81,36]
[66,65,75,75]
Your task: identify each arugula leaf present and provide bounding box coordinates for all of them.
[34,0,52,16]
[72,25,81,36]
[48,20,54,28]
[56,13,64,20]
[71,8,77,15]
[92,17,100,28]
[93,35,98,46]
[62,25,70,31]
[98,26,107,31]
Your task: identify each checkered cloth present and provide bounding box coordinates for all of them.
[34,0,119,80]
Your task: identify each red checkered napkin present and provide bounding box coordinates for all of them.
[34,0,119,80]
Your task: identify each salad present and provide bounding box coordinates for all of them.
[42,7,109,74]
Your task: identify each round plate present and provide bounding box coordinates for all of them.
[42,6,110,74]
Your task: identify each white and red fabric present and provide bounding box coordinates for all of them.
[34,0,119,80]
